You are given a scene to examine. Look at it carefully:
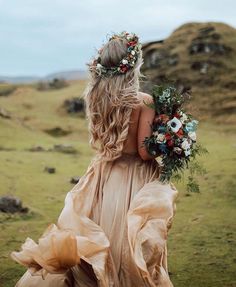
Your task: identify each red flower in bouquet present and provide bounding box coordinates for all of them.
[161,114,170,123]
[176,128,184,138]
[173,112,181,118]
[154,114,170,124]
[165,133,172,141]
[167,139,174,147]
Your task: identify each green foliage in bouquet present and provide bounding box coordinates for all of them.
[143,84,208,192]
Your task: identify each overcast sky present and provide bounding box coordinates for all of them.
[0,0,235,76]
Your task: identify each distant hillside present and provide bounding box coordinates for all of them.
[0,70,88,84]
[45,70,88,81]
[141,22,236,123]
[0,76,40,84]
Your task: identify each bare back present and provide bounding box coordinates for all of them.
[122,92,156,160]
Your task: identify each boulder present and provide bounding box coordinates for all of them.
[51,144,78,154]
[44,127,72,137]
[0,107,11,119]
[0,195,29,213]
[37,78,68,91]
[189,42,231,55]
[70,176,80,184]
[28,145,46,152]
[63,97,85,114]
[44,166,56,174]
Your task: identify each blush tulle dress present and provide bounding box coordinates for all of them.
[11,151,178,287]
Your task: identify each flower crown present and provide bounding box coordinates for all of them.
[88,31,142,77]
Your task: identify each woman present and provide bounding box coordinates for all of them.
[11,31,179,287]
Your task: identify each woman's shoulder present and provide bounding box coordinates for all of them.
[128,92,154,122]
[137,92,154,108]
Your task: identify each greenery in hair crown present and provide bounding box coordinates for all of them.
[89,31,142,77]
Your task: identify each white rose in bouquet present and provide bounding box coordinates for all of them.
[167,117,182,133]
[188,131,197,141]
[181,139,192,150]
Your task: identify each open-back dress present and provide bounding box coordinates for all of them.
[11,147,178,287]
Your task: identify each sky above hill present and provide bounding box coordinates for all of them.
[0,0,235,76]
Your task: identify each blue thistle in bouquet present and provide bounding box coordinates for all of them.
[143,84,207,192]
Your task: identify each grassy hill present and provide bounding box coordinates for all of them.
[0,79,235,287]
[141,22,236,124]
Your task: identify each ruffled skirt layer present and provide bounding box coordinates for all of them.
[11,153,178,287]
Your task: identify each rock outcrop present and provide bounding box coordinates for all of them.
[141,22,236,123]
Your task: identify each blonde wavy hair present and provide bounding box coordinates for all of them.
[83,34,144,161]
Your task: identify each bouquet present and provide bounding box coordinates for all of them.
[143,85,207,192]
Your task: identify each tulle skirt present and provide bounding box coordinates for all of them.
[11,152,178,287]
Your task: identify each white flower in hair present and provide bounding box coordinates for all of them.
[96,63,103,69]
[131,50,136,55]
[126,33,134,40]
[122,59,128,65]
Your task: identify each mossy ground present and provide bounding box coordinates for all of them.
[0,81,235,287]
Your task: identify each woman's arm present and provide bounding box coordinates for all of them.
[137,92,157,161]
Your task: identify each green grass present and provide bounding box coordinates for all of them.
[168,121,236,287]
[0,82,235,287]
